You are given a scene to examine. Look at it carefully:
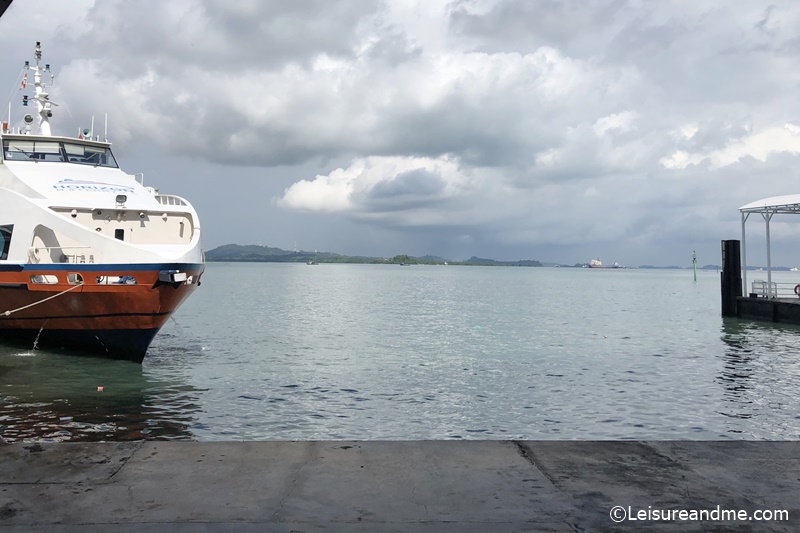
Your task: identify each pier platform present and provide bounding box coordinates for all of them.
[737,296,800,324]
[0,440,797,531]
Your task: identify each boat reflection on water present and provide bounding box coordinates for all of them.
[0,340,201,442]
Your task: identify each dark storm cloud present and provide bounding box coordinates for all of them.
[356,168,447,212]
[51,0,646,173]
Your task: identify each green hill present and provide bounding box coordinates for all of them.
[204,244,543,267]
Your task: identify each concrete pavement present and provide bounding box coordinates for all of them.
[0,440,798,531]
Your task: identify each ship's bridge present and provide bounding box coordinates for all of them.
[2,135,118,168]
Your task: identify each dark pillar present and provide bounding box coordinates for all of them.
[0,1,13,19]
[721,240,742,317]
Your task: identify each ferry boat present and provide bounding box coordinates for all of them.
[0,42,204,362]
[588,258,619,269]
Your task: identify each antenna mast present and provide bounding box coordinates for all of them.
[26,41,56,136]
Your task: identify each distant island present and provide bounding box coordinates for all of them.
[205,244,543,267]
[206,244,796,270]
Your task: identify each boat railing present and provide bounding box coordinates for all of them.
[155,194,187,206]
[750,280,800,300]
[28,245,96,264]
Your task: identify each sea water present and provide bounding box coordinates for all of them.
[2,263,800,442]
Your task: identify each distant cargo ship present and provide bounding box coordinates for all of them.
[588,258,619,269]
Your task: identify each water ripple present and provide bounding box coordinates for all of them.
[2,265,800,441]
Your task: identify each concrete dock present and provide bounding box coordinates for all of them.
[0,440,797,531]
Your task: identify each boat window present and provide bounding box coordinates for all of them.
[2,140,65,162]
[3,140,34,160]
[29,274,58,284]
[2,140,118,167]
[63,143,118,168]
[0,224,12,260]
[32,142,64,161]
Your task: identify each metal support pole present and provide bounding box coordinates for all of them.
[741,212,748,295]
[763,211,773,297]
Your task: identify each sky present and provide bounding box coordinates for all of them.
[2,0,800,267]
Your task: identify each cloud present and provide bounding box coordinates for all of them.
[51,1,648,172]
[661,123,800,169]
[6,0,800,264]
[278,155,481,226]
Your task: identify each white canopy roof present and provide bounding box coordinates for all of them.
[738,193,800,298]
[739,194,800,214]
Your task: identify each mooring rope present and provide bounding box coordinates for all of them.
[2,283,84,317]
